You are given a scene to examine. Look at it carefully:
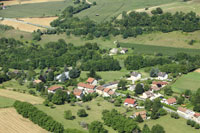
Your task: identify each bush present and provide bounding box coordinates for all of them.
[158,108,167,116]
[195,123,200,129]
[170,112,179,119]
[191,121,196,127]
[64,110,74,120]
[77,109,88,117]
[187,120,192,125]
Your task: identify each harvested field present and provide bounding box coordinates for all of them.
[2,0,64,6]
[0,89,44,104]
[0,108,47,133]
[194,68,200,73]
[0,20,45,32]
[19,17,58,27]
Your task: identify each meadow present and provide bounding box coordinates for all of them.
[0,96,15,108]
[171,72,200,93]
[139,114,200,133]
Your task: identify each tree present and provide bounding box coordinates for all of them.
[142,124,151,133]
[64,110,74,120]
[47,71,54,81]
[150,68,159,77]
[69,68,81,79]
[118,79,127,91]
[77,109,88,117]
[144,99,153,111]
[60,73,67,82]
[135,83,144,94]
[92,1,97,6]
[114,99,122,107]
[52,90,65,105]
[177,97,184,105]
[89,121,108,133]
[164,86,173,96]
[136,114,144,123]
[151,124,165,133]
[87,68,101,79]
[158,108,167,116]
[152,98,162,112]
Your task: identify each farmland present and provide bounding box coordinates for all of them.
[0,108,47,133]
[0,96,15,108]
[171,72,200,93]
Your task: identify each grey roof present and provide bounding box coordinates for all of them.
[158,72,167,77]
[131,72,140,77]
[56,72,70,80]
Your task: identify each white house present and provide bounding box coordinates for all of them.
[157,72,168,80]
[86,77,98,85]
[110,48,118,55]
[55,72,70,82]
[120,48,128,54]
[141,91,154,99]
[48,85,63,93]
[165,97,176,105]
[96,86,105,95]
[177,107,195,119]
[124,98,137,107]
[128,72,141,83]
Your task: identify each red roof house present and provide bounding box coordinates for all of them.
[48,85,62,93]
[124,98,136,107]
[166,97,176,105]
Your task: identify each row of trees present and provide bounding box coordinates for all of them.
[13,101,64,133]
[0,24,14,31]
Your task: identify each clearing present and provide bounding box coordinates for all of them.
[0,108,47,133]
[139,115,199,133]
[0,96,15,108]
[171,72,200,93]
[0,89,44,104]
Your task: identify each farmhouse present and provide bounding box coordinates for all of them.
[73,89,84,99]
[124,98,137,107]
[166,97,176,105]
[134,111,147,120]
[120,48,128,54]
[48,85,62,93]
[86,77,97,85]
[128,72,141,82]
[157,72,168,80]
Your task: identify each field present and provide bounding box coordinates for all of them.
[36,97,133,132]
[0,108,47,133]
[0,96,15,108]
[19,17,58,26]
[139,115,199,133]
[171,72,200,93]
[0,89,44,104]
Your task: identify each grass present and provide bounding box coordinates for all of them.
[0,96,15,108]
[0,79,29,90]
[171,72,200,93]
[139,115,200,133]
[36,97,128,132]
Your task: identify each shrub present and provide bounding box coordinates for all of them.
[195,123,200,129]
[77,109,88,117]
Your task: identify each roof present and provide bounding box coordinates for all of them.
[88,90,95,93]
[73,89,83,96]
[103,88,111,93]
[152,81,168,85]
[144,91,154,97]
[96,86,104,91]
[124,98,136,104]
[87,77,95,84]
[108,90,115,95]
[158,72,167,77]
[135,111,146,119]
[131,72,140,77]
[102,81,118,87]
[194,113,200,118]
[151,86,161,91]
[48,85,62,91]
[178,107,187,113]
[34,79,42,84]
[78,82,95,89]
[167,97,176,104]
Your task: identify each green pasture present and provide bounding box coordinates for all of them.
[0,96,15,108]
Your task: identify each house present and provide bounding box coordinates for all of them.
[102,81,118,89]
[157,72,168,80]
[77,82,96,93]
[48,85,63,93]
[134,111,147,120]
[152,81,168,88]
[73,89,84,99]
[142,91,154,99]
[151,86,161,92]
[120,48,128,54]
[87,77,97,85]
[128,85,136,91]
[150,93,163,101]
[110,48,118,55]
[128,72,142,82]
[103,88,111,97]
[33,79,42,84]
[96,86,105,95]
[193,113,200,123]
[124,98,137,107]
[177,107,195,119]
[55,72,70,82]
[108,90,115,96]
[166,97,176,105]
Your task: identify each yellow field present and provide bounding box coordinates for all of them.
[0,108,47,133]
[0,20,45,32]
[0,89,44,104]
[2,0,64,6]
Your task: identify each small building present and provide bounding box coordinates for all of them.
[152,81,168,88]
[166,97,176,105]
[128,72,142,82]
[151,86,161,92]
[142,91,154,99]
[177,107,195,119]
[110,48,118,55]
[120,48,128,54]
[102,81,118,89]
[73,89,84,99]
[55,72,70,82]
[124,98,137,107]
[108,90,115,96]
[103,88,111,97]
[77,82,96,93]
[86,77,97,85]
[193,113,200,123]
[33,79,42,84]
[134,111,147,120]
[48,85,63,93]
[128,85,136,91]
[157,72,168,80]
[96,86,105,95]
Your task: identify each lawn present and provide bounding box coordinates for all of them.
[0,79,29,91]
[0,96,15,108]
[36,97,129,132]
[171,72,200,93]
[139,115,199,133]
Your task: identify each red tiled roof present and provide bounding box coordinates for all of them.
[87,77,95,83]
[73,89,83,96]
[124,98,136,104]
[108,90,115,95]
[48,85,62,91]
[167,97,176,104]
[152,81,168,85]
[194,113,200,118]
[103,88,111,93]
[78,82,95,89]
[178,107,187,113]
[135,111,147,120]
[88,90,95,93]
[151,86,161,91]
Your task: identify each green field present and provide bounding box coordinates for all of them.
[171,72,200,93]
[36,97,129,132]
[0,96,15,108]
[0,79,29,91]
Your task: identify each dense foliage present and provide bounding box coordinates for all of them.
[13,101,64,133]
[0,24,14,31]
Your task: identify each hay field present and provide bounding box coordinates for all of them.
[0,20,45,32]
[0,108,47,133]
[2,0,64,6]
[0,89,44,104]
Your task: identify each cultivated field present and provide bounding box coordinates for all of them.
[0,89,44,104]
[171,72,200,93]
[139,115,200,133]
[0,96,15,108]
[0,108,47,133]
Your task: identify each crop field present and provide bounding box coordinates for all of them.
[171,72,200,93]
[0,96,15,108]
[19,17,58,26]
[36,97,129,132]
[0,108,47,133]
[139,115,199,133]
[0,89,44,104]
